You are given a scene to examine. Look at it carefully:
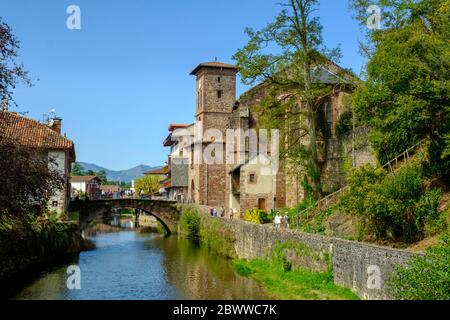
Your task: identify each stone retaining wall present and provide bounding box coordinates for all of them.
[191,204,419,300]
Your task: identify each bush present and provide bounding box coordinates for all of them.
[339,162,442,242]
[200,219,236,258]
[335,110,353,136]
[389,234,450,300]
[244,209,270,224]
[179,206,201,238]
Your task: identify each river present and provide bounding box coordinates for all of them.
[10,230,269,300]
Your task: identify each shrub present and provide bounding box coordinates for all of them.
[339,162,442,242]
[335,110,353,136]
[179,206,201,238]
[244,209,270,224]
[200,219,236,258]
[389,234,450,300]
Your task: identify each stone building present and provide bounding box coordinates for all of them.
[166,60,376,215]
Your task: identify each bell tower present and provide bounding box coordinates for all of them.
[189,61,237,207]
[190,61,237,132]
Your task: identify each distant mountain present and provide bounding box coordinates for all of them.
[76,162,158,183]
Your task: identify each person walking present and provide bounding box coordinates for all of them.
[274,213,281,229]
[229,208,234,220]
[220,206,225,218]
[213,207,218,217]
[283,213,289,228]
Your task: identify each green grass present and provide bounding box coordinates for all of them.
[233,259,359,300]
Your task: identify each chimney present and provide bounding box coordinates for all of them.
[50,117,62,134]
[1,97,7,112]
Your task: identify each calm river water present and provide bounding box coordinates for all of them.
[11,230,269,300]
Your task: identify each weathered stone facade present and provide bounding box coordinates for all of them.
[181,61,376,215]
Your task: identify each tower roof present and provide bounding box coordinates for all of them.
[190,61,237,75]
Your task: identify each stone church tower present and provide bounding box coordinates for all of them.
[188,62,238,207]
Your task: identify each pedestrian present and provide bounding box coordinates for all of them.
[274,213,280,229]
[283,213,289,228]
[229,208,234,220]
[210,208,214,217]
[220,206,225,218]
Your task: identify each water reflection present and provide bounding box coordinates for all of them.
[13,231,268,300]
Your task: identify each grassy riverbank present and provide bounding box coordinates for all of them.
[234,259,359,300]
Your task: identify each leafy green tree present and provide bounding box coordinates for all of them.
[71,163,85,176]
[0,17,31,106]
[96,170,107,184]
[134,175,160,196]
[389,234,450,300]
[350,0,450,173]
[233,0,349,199]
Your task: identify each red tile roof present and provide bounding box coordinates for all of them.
[0,111,75,153]
[168,123,190,132]
[144,166,168,175]
[70,175,101,183]
[190,61,237,75]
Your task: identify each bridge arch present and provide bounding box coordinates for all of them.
[74,199,180,235]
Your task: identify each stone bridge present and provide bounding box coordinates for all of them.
[71,199,181,234]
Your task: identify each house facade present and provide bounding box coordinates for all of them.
[162,124,192,201]
[0,111,75,215]
[70,175,102,200]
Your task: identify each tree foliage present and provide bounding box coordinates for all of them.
[0,17,31,106]
[339,161,442,242]
[233,0,350,199]
[350,0,450,172]
[134,175,160,196]
[0,138,65,217]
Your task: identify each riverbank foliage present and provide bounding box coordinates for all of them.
[0,213,79,278]
[179,206,236,258]
[178,206,201,238]
[389,234,450,300]
[339,161,444,243]
[233,258,358,300]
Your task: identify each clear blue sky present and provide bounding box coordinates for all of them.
[1,0,365,170]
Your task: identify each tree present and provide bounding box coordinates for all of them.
[233,0,348,199]
[349,0,450,173]
[0,139,65,217]
[96,170,107,184]
[134,175,161,196]
[71,163,85,176]
[0,17,31,106]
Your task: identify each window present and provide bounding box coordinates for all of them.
[217,77,221,83]
[52,201,58,207]
[217,90,222,99]
[249,173,257,183]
